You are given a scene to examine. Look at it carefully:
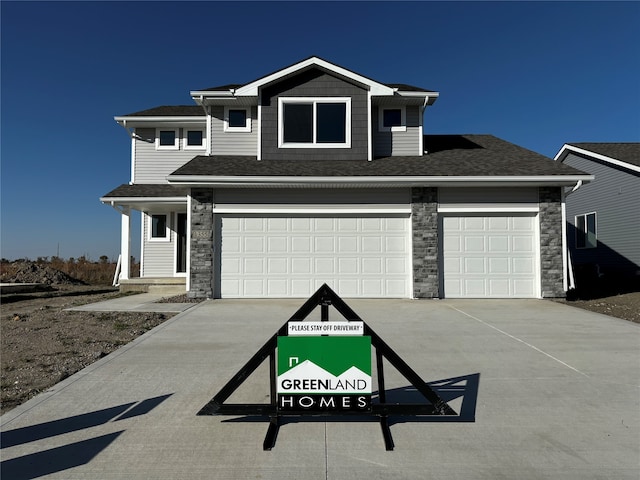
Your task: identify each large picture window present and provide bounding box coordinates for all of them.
[278,97,351,148]
[575,212,597,249]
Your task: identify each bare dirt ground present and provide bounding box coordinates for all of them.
[0,286,198,415]
[1,283,638,416]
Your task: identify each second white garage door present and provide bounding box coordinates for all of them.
[442,214,539,298]
[219,215,411,298]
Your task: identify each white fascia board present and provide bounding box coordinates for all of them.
[167,174,595,188]
[212,205,411,214]
[234,57,395,97]
[101,196,187,205]
[555,144,640,173]
[115,116,207,127]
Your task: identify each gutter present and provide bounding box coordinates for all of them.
[167,174,594,188]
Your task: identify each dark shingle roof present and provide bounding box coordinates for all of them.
[119,105,204,117]
[566,143,640,168]
[169,135,587,178]
[102,184,189,198]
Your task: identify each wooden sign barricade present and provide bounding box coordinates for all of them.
[198,284,464,450]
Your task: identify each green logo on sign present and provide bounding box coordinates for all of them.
[277,335,372,411]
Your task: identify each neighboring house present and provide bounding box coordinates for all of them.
[101,56,592,299]
[555,143,640,287]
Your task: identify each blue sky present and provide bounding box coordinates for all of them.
[1,1,638,261]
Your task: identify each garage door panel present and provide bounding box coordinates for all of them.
[220,215,410,298]
[443,214,538,298]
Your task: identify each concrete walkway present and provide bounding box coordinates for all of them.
[65,292,198,313]
[1,298,638,479]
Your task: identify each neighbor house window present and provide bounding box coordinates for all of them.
[150,214,169,241]
[278,97,351,148]
[378,107,406,132]
[156,128,179,150]
[185,129,205,149]
[224,107,251,132]
[575,212,597,249]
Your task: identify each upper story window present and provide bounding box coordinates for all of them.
[185,129,205,149]
[224,107,251,132]
[378,106,406,132]
[156,128,179,150]
[278,97,351,148]
[575,212,597,249]
[149,214,170,241]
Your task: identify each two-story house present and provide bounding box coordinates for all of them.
[555,143,640,290]
[102,56,592,299]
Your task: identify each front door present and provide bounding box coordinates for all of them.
[176,213,187,274]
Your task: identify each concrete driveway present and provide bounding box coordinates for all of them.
[1,297,638,479]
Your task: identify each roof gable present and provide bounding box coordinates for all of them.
[555,143,640,173]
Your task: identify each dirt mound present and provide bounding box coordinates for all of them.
[2,261,86,285]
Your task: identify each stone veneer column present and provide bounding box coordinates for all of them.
[539,186,565,298]
[411,187,439,298]
[189,188,214,299]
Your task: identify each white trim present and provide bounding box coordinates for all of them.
[155,128,179,150]
[223,106,251,132]
[148,213,171,242]
[205,106,212,155]
[186,195,191,292]
[278,97,352,149]
[257,100,262,160]
[367,93,372,161]
[116,117,206,128]
[100,196,187,205]
[378,106,407,132]
[212,206,411,214]
[139,211,145,278]
[168,174,595,188]
[561,190,568,292]
[120,207,131,280]
[234,57,395,97]
[130,134,136,183]
[555,144,640,173]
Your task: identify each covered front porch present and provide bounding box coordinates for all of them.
[101,184,190,295]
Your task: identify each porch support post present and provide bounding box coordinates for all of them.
[120,206,131,280]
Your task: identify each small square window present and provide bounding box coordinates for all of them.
[159,130,175,145]
[383,109,402,128]
[224,107,251,132]
[186,130,204,149]
[156,129,179,150]
[228,110,247,128]
[150,214,168,240]
[378,107,406,132]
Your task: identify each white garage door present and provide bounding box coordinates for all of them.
[442,214,538,298]
[219,215,411,298]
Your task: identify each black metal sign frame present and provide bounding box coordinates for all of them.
[198,284,465,450]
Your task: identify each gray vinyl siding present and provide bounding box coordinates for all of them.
[141,212,176,277]
[438,187,539,209]
[210,106,258,155]
[563,152,640,275]
[134,128,206,183]
[260,68,368,160]
[373,105,422,157]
